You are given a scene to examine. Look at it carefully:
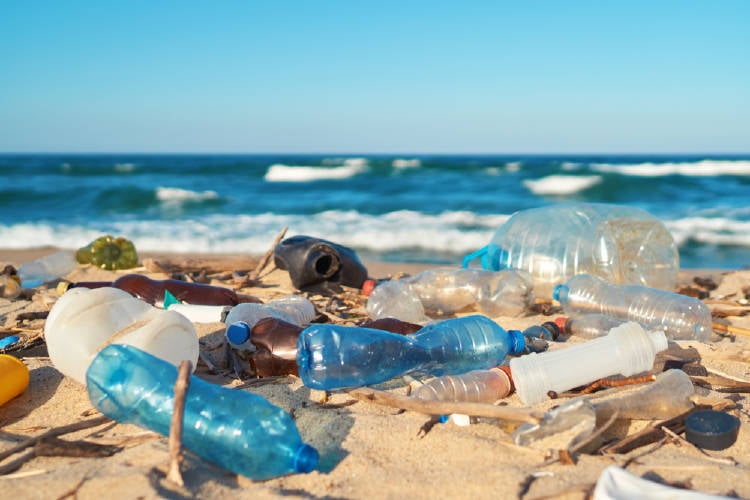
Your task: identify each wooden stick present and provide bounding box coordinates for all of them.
[712,321,750,337]
[348,387,544,425]
[246,226,288,282]
[166,360,192,487]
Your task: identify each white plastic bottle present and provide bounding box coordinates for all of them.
[45,287,199,384]
[17,250,78,288]
[554,274,712,341]
[366,267,534,324]
[509,321,668,405]
[464,203,679,299]
[224,295,316,351]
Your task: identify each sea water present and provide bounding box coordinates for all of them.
[1,153,749,269]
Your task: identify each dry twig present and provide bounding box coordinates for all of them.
[166,360,192,487]
[243,226,288,284]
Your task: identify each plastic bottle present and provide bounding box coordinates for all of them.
[554,274,712,342]
[16,250,78,288]
[87,344,318,480]
[75,235,138,270]
[225,296,316,351]
[58,274,260,306]
[556,314,628,339]
[0,354,29,406]
[366,267,535,324]
[45,286,199,384]
[296,315,526,390]
[412,366,514,403]
[509,321,668,405]
[249,317,304,377]
[463,203,679,298]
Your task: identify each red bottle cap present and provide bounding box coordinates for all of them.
[554,316,568,333]
[361,279,376,296]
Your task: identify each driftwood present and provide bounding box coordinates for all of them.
[166,360,192,487]
[142,256,259,275]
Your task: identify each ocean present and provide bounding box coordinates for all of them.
[1,153,749,270]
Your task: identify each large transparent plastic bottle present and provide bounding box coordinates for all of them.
[366,268,534,324]
[509,321,668,405]
[45,286,199,384]
[296,315,526,390]
[225,296,316,351]
[17,250,77,288]
[554,274,712,342]
[463,203,679,299]
[87,344,318,480]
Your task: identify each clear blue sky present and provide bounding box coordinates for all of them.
[1,1,748,154]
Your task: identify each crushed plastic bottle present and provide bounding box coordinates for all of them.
[16,250,77,288]
[248,317,304,377]
[463,203,679,298]
[297,315,526,390]
[412,366,514,403]
[87,344,318,480]
[366,267,535,324]
[0,354,29,406]
[509,321,668,405]
[554,274,712,342]
[46,286,199,384]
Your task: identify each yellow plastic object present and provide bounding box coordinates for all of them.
[76,235,139,270]
[0,354,29,405]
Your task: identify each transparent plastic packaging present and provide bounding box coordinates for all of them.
[45,287,199,384]
[463,203,678,298]
[0,354,29,406]
[87,344,318,480]
[509,321,668,405]
[166,303,232,323]
[366,267,534,324]
[557,314,627,339]
[225,296,316,351]
[554,274,712,341]
[297,315,526,390]
[17,250,77,288]
[412,367,513,403]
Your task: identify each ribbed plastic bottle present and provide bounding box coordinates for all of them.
[554,274,712,341]
[366,268,534,324]
[555,314,627,339]
[412,366,514,403]
[296,315,526,390]
[509,321,668,405]
[463,203,679,299]
[45,287,199,384]
[87,344,318,480]
[17,250,78,288]
[58,274,260,306]
[225,296,316,351]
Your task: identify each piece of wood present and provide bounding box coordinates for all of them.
[245,226,288,283]
[166,360,192,487]
[142,256,259,275]
[712,321,750,337]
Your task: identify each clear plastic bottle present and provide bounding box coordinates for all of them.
[556,314,627,339]
[17,250,77,288]
[554,274,712,342]
[45,287,199,384]
[366,267,534,324]
[509,321,668,405]
[225,296,316,351]
[412,366,514,403]
[86,344,318,480]
[463,203,679,299]
[296,315,526,390]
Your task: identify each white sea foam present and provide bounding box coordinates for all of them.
[523,175,602,195]
[392,158,421,169]
[114,163,136,173]
[156,187,219,202]
[591,160,750,177]
[667,217,750,247]
[505,162,522,172]
[264,163,367,182]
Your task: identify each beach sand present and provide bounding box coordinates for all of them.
[1,248,749,499]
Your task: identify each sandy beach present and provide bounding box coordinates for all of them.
[1,247,749,499]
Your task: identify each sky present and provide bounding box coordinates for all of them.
[1,1,748,154]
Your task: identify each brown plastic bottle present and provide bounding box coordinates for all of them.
[58,274,260,306]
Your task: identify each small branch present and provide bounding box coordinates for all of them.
[166,360,192,487]
[712,321,750,337]
[348,387,544,424]
[244,226,288,283]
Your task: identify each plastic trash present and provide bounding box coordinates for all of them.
[75,234,139,270]
[225,295,316,352]
[685,410,741,451]
[0,354,29,406]
[555,314,627,339]
[58,273,261,306]
[593,465,727,500]
[509,321,668,405]
[513,397,597,447]
[360,317,422,335]
[366,268,535,324]
[45,286,199,384]
[463,202,679,298]
[16,250,77,288]
[297,315,526,390]
[273,235,368,290]
[412,366,514,403]
[1,270,21,299]
[554,274,712,342]
[87,344,318,480]
[248,317,304,377]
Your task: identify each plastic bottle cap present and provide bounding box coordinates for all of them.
[685,410,740,451]
[0,336,20,350]
[552,284,566,302]
[361,279,376,296]
[554,317,568,333]
[56,281,72,296]
[226,322,251,345]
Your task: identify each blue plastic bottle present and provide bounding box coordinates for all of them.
[86,344,318,480]
[296,315,526,390]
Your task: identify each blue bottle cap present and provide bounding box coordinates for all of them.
[508,329,526,355]
[552,284,568,302]
[0,335,20,349]
[226,322,251,345]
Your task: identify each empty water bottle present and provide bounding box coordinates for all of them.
[554,274,712,341]
[87,344,318,480]
[17,250,77,288]
[555,314,627,339]
[366,268,534,324]
[296,315,526,390]
[509,321,668,405]
[412,366,514,403]
[225,296,316,351]
[463,203,679,298]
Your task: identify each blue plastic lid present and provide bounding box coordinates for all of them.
[226,322,251,345]
[552,284,567,302]
[461,244,508,271]
[0,335,19,349]
[508,329,526,355]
